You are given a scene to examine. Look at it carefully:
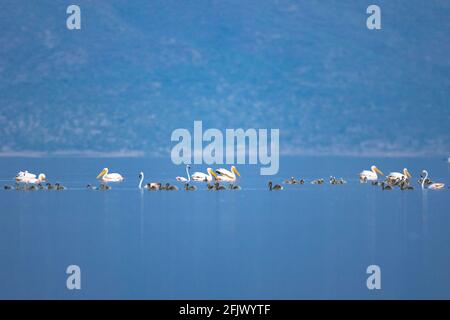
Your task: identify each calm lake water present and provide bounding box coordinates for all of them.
[0,156,449,299]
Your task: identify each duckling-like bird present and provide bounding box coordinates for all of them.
[283,177,297,185]
[380,182,392,190]
[330,176,346,185]
[55,183,66,190]
[400,180,414,190]
[311,178,324,185]
[228,184,241,190]
[268,181,283,190]
[99,184,112,190]
[214,182,226,190]
[86,184,98,190]
[4,185,12,190]
[164,183,178,191]
[184,183,197,191]
[207,183,215,190]
[46,183,55,190]
[138,172,161,190]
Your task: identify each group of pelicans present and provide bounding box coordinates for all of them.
[3,164,447,192]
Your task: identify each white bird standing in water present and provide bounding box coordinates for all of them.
[359,165,384,182]
[191,168,217,182]
[215,166,241,183]
[96,168,124,183]
[176,165,191,183]
[421,170,445,190]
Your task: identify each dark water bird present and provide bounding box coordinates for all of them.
[139,172,162,190]
[380,182,392,190]
[371,181,381,186]
[330,176,346,185]
[37,183,45,190]
[86,184,98,190]
[184,183,197,191]
[214,182,226,190]
[284,177,305,185]
[147,183,161,190]
[311,178,324,185]
[283,177,297,184]
[27,185,37,191]
[46,183,55,190]
[228,184,241,190]
[55,183,66,190]
[15,184,25,191]
[164,183,178,191]
[400,181,414,190]
[99,184,111,190]
[207,183,215,190]
[268,181,283,191]
[4,185,12,190]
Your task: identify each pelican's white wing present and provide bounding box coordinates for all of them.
[191,172,209,181]
[102,173,124,182]
[387,172,403,179]
[16,171,37,181]
[216,168,234,178]
[359,170,377,180]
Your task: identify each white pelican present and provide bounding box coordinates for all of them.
[359,165,384,182]
[21,173,46,184]
[175,165,191,183]
[191,168,217,182]
[15,170,37,182]
[215,165,241,183]
[96,168,124,183]
[386,168,411,184]
[421,170,445,190]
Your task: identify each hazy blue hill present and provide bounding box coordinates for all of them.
[0,0,449,156]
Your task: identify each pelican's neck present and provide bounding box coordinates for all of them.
[139,173,144,189]
[230,166,236,178]
[185,166,191,182]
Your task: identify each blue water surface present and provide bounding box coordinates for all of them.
[0,156,449,299]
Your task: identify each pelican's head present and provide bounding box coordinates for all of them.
[38,174,46,181]
[403,168,412,179]
[371,165,384,176]
[231,166,241,177]
[207,168,218,179]
[97,168,108,179]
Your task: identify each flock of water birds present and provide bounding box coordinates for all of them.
[2,164,447,192]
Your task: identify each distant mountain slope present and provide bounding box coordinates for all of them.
[0,0,449,156]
